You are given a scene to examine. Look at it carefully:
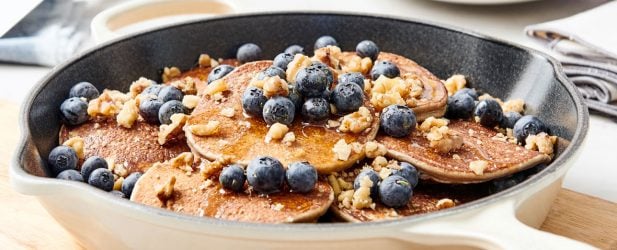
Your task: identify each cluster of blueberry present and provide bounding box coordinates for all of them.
[445,88,548,144]
[140,84,188,125]
[60,82,99,125]
[219,156,318,194]
[356,162,419,208]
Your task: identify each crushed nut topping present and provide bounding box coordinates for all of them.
[436,198,456,209]
[189,120,220,137]
[378,167,393,180]
[419,117,449,132]
[87,90,129,117]
[158,114,188,145]
[156,175,176,203]
[62,136,84,160]
[502,99,525,114]
[525,132,557,156]
[420,117,463,154]
[182,95,200,109]
[285,54,312,83]
[444,74,466,96]
[117,99,139,128]
[479,93,505,106]
[339,107,373,133]
[332,139,353,161]
[326,120,341,128]
[129,77,153,98]
[282,132,296,146]
[162,66,181,83]
[204,79,228,97]
[337,177,353,190]
[113,163,128,178]
[469,160,489,175]
[328,174,342,196]
[265,123,289,143]
[371,156,388,171]
[364,141,388,158]
[338,190,354,209]
[113,176,124,191]
[262,76,289,98]
[219,107,235,118]
[341,55,372,75]
[312,45,342,69]
[370,74,424,110]
[198,54,218,68]
[352,175,374,209]
[169,77,198,95]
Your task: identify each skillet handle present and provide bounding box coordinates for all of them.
[394,199,597,250]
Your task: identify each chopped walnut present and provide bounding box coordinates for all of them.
[469,160,489,175]
[352,175,374,209]
[129,77,153,98]
[62,136,84,160]
[502,99,525,114]
[360,57,373,75]
[337,177,353,190]
[158,114,188,145]
[198,54,219,68]
[339,107,373,133]
[419,117,449,132]
[338,190,354,209]
[436,198,456,209]
[117,99,139,128]
[341,55,372,75]
[265,123,289,143]
[162,67,181,82]
[169,77,197,95]
[478,93,505,106]
[219,107,235,118]
[113,176,124,191]
[444,75,466,96]
[204,79,228,97]
[328,174,342,196]
[350,142,364,154]
[156,176,176,203]
[189,120,220,137]
[364,141,388,158]
[282,132,296,146]
[182,95,200,109]
[87,90,129,117]
[262,76,289,98]
[113,163,128,178]
[370,76,406,110]
[326,119,341,128]
[169,152,194,169]
[285,54,312,83]
[420,117,463,153]
[525,132,557,156]
[312,45,342,69]
[378,167,393,180]
[332,139,352,161]
[371,156,388,171]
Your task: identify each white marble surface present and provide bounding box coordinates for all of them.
[1,0,615,202]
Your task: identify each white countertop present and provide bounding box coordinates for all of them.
[1,0,615,202]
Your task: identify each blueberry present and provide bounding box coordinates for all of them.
[301,98,330,123]
[121,172,143,198]
[457,88,478,100]
[246,156,285,194]
[513,115,548,144]
[314,35,338,50]
[219,164,246,192]
[286,162,317,193]
[273,53,295,70]
[139,97,164,124]
[81,156,108,181]
[158,86,183,103]
[379,175,413,208]
[321,89,332,102]
[354,169,380,199]
[310,62,334,86]
[110,190,126,199]
[295,66,328,98]
[257,66,286,80]
[285,45,304,55]
[57,169,84,182]
[237,43,262,63]
[488,172,527,194]
[391,162,419,188]
[242,86,267,117]
[60,97,89,125]
[88,168,114,192]
[380,105,416,138]
[69,82,99,101]
[262,96,295,126]
[331,82,364,114]
[356,40,380,61]
[158,100,187,125]
[208,65,235,84]
[474,99,503,128]
[501,111,523,129]
[288,85,303,111]
[446,92,475,119]
[141,84,162,96]
[48,145,78,176]
[339,72,365,90]
[370,60,400,80]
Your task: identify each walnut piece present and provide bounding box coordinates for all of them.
[219,107,235,118]
[169,77,197,95]
[339,107,373,133]
[162,67,181,82]
[129,77,153,98]
[352,175,374,209]
[62,136,84,160]
[469,160,489,175]
[113,176,124,191]
[198,54,218,68]
[87,90,129,117]
[502,99,525,114]
[419,117,449,132]
[156,175,176,203]
[285,54,312,83]
[262,76,289,98]
[426,126,464,154]
[338,190,354,209]
[158,114,188,145]
[169,152,194,170]
[312,45,342,69]
[371,156,388,171]
[189,120,220,137]
[364,141,388,158]
[204,79,228,97]
[436,198,456,209]
[525,132,557,156]
[117,99,139,128]
[328,174,342,197]
[265,123,289,143]
[444,74,466,96]
[282,132,296,146]
[182,95,200,109]
[340,55,373,75]
[332,139,352,161]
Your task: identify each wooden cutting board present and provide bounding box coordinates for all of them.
[1,101,616,249]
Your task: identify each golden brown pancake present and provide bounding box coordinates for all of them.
[185,61,379,174]
[378,120,551,183]
[59,119,190,174]
[330,164,487,222]
[131,159,334,223]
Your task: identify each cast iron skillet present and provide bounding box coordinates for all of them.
[11,12,590,249]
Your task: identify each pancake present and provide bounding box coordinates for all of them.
[378,120,551,183]
[330,164,487,222]
[130,156,334,223]
[59,119,190,174]
[339,51,448,121]
[185,61,379,174]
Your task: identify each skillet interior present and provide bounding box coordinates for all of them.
[20,13,584,224]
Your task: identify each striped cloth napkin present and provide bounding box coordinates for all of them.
[525,1,617,118]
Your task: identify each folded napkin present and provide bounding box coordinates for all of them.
[525,1,617,118]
